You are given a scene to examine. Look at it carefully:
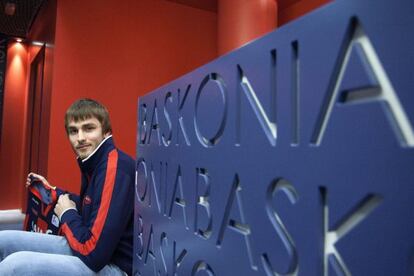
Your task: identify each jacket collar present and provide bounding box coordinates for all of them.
[77,135,115,175]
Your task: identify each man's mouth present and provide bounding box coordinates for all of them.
[76,144,90,150]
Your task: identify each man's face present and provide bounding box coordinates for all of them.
[67,117,110,160]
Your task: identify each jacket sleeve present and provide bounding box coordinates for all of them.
[59,150,134,272]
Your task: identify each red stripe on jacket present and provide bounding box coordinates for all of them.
[62,149,118,255]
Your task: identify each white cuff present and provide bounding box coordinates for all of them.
[58,207,77,222]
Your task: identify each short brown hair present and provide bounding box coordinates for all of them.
[65,98,112,135]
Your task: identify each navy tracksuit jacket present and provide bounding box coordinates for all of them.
[54,136,135,275]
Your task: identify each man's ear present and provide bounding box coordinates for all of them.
[103,131,111,138]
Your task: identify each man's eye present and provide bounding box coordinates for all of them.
[69,129,77,135]
[85,126,96,131]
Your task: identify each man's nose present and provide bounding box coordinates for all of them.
[77,130,86,141]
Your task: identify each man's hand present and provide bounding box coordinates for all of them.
[54,194,76,218]
[26,172,56,190]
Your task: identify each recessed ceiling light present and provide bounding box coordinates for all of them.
[5,2,16,16]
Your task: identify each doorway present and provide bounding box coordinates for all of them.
[27,45,47,176]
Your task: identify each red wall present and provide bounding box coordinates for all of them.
[0,42,28,209]
[216,0,332,55]
[218,0,277,55]
[0,42,48,209]
[0,0,56,210]
[279,0,332,25]
[46,0,217,193]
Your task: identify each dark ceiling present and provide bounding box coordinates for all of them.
[0,0,45,38]
[0,0,301,39]
[0,0,217,39]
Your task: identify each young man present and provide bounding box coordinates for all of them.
[0,99,135,275]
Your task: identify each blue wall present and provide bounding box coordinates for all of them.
[135,0,414,274]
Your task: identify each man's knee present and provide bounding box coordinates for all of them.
[0,230,15,261]
[0,251,35,275]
